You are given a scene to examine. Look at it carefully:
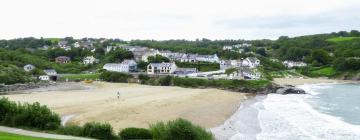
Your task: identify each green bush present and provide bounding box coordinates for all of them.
[100,71,133,82]
[138,74,150,84]
[0,64,32,85]
[82,122,114,140]
[57,125,84,136]
[150,118,213,140]
[119,127,152,140]
[159,76,172,86]
[171,77,271,91]
[0,97,61,130]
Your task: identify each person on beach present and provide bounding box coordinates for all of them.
[117,92,120,99]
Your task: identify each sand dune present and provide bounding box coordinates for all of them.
[3,82,247,131]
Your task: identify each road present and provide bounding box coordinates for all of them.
[0,126,94,140]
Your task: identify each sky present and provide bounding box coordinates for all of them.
[0,0,359,40]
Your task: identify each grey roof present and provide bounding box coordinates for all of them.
[121,59,137,65]
[247,57,259,63]
[43,69,57,75]
[149,62,175,67]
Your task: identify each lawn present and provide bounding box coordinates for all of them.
[0,132,57,140]
[310,67,336,77]
[61,73,100,81]
[326,37,360,42]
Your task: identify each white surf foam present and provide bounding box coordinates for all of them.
[258,94,360,140]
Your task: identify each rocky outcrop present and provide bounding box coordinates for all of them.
[0,83,54,94]
[275,85,306,94]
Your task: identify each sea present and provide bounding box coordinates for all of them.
[211,83,360,140]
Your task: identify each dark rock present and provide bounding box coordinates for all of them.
[276,86,306,94]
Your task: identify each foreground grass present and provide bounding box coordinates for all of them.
[0,132,57,140]
[327,37,360,42]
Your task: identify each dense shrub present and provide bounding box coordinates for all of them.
[175,61,219,72]
[159,76,172,86]
[82,122,114,140]
[100,71,133,82]
[150,118,213,140]
[119,127,152,140]
[57,125,84,136]
[172,77,271,91]
[0,97,61,130]
[138,74,150,84]
[0,64,32,85]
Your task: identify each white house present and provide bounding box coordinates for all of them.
[83,56,98,65]
[283,61,307,68]
[220,60,232,70]
[180,54,197,63]
[147,62,177,74]
[23,64,35,72]
[196,54,220,63]
[39,75,50,81]
[241,68,261,80]
[43,69,57,75]
[103,59,137,73]
[242,57,260,68]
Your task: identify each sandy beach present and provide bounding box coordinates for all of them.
[2,82,247,131]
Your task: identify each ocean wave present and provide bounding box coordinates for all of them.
[259,94,360,140]
[212,92,360,140]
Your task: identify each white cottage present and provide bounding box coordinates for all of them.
[196,54,220,63]
[242,57,260,68]
[39,75,50,81]
[103,59,137,73]
[283,61,307,68]
[23,64,35,72]
[147,62,177,74]
[83,56,98,65]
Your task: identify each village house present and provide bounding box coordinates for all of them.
[180,54,198,63]
[223,43,251,51]
[242,57,260,68]
[241,68,261,80]
[23,64,35,72]
[43,69,57,75]
[220,60,232,70]
[58,41,68,47]
[55,56,71,64]
[141,50,160,62]
[83,56,98,65]
[159,51,184,61]
[103,59,138,73]
[196,54,220,63]
[41,69,58,81]
[39,75,50,81]
[283,61,307,68]
[147,62,177,74]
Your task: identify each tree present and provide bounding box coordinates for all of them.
[137,61,149,71]
[350,30,360,37]
[256,48,267,56]
[94,48,105,58]
[104,48,133,63]
[312,49,331,65]
[147,55,170,63]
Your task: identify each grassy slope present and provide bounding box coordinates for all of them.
[327,37,360,42]
[0,132,57,140]
[310,67,336,77]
